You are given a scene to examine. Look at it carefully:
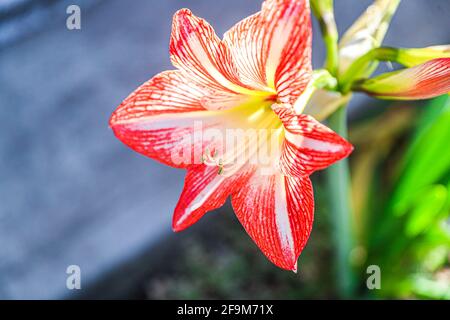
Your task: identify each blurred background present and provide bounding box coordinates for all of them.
[0,0,449,299]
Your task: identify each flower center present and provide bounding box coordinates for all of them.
[201,95,284,176]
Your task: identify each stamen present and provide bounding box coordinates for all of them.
[217,159,224,175]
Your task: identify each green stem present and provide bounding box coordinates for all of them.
[339,47,399,93]
[323,25,339,76]
[312,0,356,297]
[326,105,356,298]
[311,0,339,76]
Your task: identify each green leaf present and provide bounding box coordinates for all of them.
[391,96,450,216]
[404,185,447,237]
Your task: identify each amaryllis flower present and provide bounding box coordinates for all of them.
[110,0,353,271]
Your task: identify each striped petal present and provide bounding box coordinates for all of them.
[173,164,255,231]
[274,106,353,176]
[110,70,226,168]
[231,172,314,271]
[353,58,450,100]
[224,0,312,104]
[170,8,256,97]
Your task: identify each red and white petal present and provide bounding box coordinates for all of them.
[110,70,224,168]
[222,13,268,91]
[173,164,255,231]
[354,58,450,100]
[170,8,254,97]
[224,0,312,103]
[110,70,205,120]
[200,92,255,111]
[274,106,353,176]
[231,172,314,271]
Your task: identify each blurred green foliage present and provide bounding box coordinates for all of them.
[361,95,450,299]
